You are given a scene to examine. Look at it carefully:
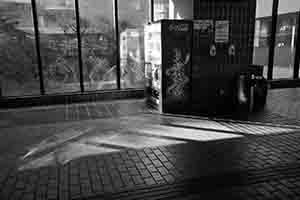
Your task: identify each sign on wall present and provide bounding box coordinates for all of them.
[194,20,214,33]
[215,20,229,43]
[193,20,214,49]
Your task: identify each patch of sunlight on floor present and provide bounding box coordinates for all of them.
[22,127,94,160]
[122,115,234,132]
[19,142,119,171]
[85,133,185,149]
[19,152,56,171]
[56,143,119,164]
[132,124,243,141]
[168,119,234,132]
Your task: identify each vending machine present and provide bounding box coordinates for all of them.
[144,20,193,114]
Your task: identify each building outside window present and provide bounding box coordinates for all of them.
[273,12,298,79]
[36,0,81,94]
[78,0,117,91]
[253,0,300,79]
[118,0,149,89]
[1,0,300,99]
[253,0,273,78]
[0,0,40,97]
[153,0,193,21]
[153,0,169,21]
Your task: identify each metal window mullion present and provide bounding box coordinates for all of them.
[249,0,257,64]
[150,0,154,22]
[293,11,300,79]
[114,0,121,89]
[267,0,279,80]
[31,0,45,95]
[74,0,84,93]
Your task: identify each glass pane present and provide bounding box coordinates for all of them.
[78,0,117,91]
[252,0,273,78]
[118,0,149,89]
[36,0,80,94]
[153,0,193,21]
[0,1,40,96]
[273,0,299,79]
[153,0,169,21]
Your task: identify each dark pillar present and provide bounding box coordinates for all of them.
[293,11,300,79]
[74,0,85,93]
[267,0,279,80]
[114,0,121,89]
[31,0,45,95]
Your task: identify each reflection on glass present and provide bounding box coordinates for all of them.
[0,0,40,96]
[253,0,273,78]
[118,0,149,89]
[273,0,299,79]
[153,0,169,21]
[36,0,80,94]
[153,0,193,21]
[78,0,117,91]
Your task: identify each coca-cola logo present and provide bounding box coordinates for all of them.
[168,23,189,32]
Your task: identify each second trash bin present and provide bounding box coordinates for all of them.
[236,65,268,113]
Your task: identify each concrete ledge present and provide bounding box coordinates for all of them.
[1,80,299,109]
[0,89,145,108]
[269,79,300,89]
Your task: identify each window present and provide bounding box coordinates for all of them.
[273,1,299,79]
[153,0,169,21]
[153,0,193,21]
[78,0,117,91]
[36,0,81,94]
[1,0,201,98]
[118,0,149,89]
[296,15,300,78]
[253,0,273,78]
[0,1,40,96]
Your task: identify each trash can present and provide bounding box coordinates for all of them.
[251,75,268,111]
[236,69,268,113]
[236,72,251,112]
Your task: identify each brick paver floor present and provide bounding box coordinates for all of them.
[1,88,300,200]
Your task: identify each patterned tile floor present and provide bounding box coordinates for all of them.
[1,88,300,200]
